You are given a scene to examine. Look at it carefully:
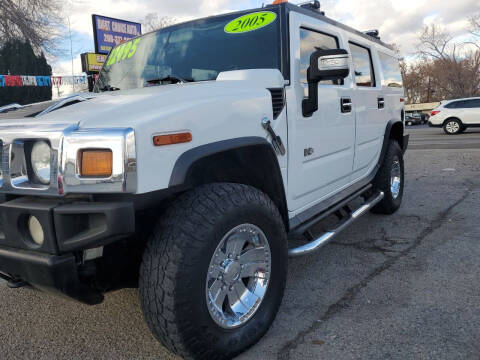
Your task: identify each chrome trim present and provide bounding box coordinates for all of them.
[206,224,271,329]
[288,192,384,257]
[60,127,136,194]
[0,124,136,196]
[317,54,349,72]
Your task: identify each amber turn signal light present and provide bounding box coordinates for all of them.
[80,150,113,177]
[153,132,192,146]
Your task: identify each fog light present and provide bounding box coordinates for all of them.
[28,216,44,246]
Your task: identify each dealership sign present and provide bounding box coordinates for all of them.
[92,14,142,54]
[81,53,107,73]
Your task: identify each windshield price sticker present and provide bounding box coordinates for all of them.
[224,11,277,34]
[106,38,141,67]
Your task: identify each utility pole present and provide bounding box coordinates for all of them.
[67,16,75,93]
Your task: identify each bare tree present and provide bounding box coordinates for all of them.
[0,0,64,54]
[418,24,457,60]
[468,13,480,50]
[406,23,480,102]
[143,13,177,32]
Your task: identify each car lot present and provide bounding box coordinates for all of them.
[0,126,479,360]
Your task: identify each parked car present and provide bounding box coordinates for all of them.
[429,97,480,134]
[405,115,422,126]
[0,2,408,359]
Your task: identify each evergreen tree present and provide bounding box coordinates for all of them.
[0,40,53,106]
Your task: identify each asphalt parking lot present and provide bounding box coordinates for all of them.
[0,125,479,360]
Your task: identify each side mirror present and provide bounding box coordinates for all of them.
[303,49,350,117]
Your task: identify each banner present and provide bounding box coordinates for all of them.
[36,76,51,87]
[4,75,22,87]
[92,14,142,54]
[0,75,83,87]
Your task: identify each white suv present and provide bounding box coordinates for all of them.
[429,97,480,134]
[0,2,408,359]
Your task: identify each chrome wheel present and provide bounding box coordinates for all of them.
[446,121,460,134]
[206,224,271,329]
[390,156,401,199]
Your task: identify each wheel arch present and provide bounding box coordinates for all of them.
[169,137,289,229]
[442,117,463,126]
[386,120,406,151]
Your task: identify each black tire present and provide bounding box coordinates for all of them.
[443,118,462,135]
[371,140,404,214]
[139,183,288,360]
[407,121,412,126]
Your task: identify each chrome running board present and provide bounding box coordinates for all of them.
[288,192,384,257]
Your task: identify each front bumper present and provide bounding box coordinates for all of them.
[0,247,103,304]
[0,197,135,304]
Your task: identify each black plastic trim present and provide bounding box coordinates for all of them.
[169,137,274,187]
[54,202,135,253]
[0,246,103,304]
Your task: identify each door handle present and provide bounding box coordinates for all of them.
[378,97,385,109]
[341,97,352,113]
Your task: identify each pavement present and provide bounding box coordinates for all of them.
[0,125,479,360]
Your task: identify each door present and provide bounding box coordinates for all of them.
[348,42,385,180]
[286,12,356,214]
[462,99,480,124]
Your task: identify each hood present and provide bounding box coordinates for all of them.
[0,70,284,130]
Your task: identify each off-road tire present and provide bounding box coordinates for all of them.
[371,140,404,214]
[443,118,462,135]
[139,183,288,360]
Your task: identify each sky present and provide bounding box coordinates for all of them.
[53,0,480,76]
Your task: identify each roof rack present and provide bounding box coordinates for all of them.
[298,1,325,15]
[364,30,380,40]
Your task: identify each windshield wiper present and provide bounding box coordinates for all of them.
[146,75,194,85]
[100,85,121,92]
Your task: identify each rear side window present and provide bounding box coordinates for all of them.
[465,99,480,108]
[445,100,480,109]
[300,28,340,86]
[378,52,403,88]
[349,42,375,87]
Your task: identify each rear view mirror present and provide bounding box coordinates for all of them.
[303,49,350,117]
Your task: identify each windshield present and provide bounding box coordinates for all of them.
[94,9,281,92]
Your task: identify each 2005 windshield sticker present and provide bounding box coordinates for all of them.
[105,38,141,67]
[224,11,277,34]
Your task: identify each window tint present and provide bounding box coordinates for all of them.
[465,99,480,108]
[378,52,403,88]
[446,100,477,109]
[300,28,340,86]
[350,42,375,87]
[445,101,459,109]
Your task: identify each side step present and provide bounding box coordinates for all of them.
[288,191,384,257]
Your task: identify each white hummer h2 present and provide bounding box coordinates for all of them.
[0,2,407,359]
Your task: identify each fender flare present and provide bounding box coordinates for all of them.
[168,136,289,227]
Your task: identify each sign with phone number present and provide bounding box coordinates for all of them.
[92,14,142,54]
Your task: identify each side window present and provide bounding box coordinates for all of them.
[451,101,468,109]
[300,28,340,86]
[465,99,480,108]
[445,102,459,109]
[378,52,403,88]
[349,42,375,87]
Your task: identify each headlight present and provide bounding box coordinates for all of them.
[31,141,51,184]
